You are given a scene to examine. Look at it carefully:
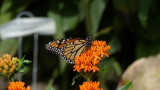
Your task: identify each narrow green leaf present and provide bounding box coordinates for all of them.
[71,74,79,86]
[17,56,25,71]
[119,81,133,90]
[23,60,32,64]
[18,67,27,73]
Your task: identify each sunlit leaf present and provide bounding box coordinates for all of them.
[118,81,133,90]
[23,60,32,64]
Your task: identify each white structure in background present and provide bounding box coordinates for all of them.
[0,11,56,90]
[0,17,56,39]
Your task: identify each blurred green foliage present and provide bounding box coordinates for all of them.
[0,0,160,90]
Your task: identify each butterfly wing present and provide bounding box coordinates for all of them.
[60,36,92,64]
[60,39,88,64]
[45,36,92,64]
[45,38,71,54]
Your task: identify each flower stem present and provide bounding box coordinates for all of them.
[9,77,15,82]
[86,77,90,81]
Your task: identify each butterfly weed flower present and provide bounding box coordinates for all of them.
[72,40,110,89]
[0,54,19,78]
[79,81,102,90]
[8,81,31,90]
[73,40,110,82]
[73,40,111,73]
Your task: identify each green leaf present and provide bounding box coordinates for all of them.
[71,74,79,86]
[0,0,34,23]
[98,58,122,90]
[45,79,54,90]
[18,67,27,73]
[23,60,32,64]
[89,0,108,34]
[110,58,122,76]
[63,15,79,30]
[98,58,110,73]
[118,81,133,90]
[17,56,27,71]
[138,0,152,27]
[97,58,110,90]
[48,0,80,35]
[0,0,13,23]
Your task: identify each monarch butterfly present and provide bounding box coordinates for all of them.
[45,36,92,64]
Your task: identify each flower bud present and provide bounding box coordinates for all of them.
[4,64,8,70]
[2,70,7,74]
[9,62,13,67]
[12,65,16,70]
[9,68,14,73]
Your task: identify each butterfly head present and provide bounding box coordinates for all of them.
[86,35,92,46]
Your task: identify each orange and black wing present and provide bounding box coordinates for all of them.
[60,36,92,64]
[60,40,89,64]
[45,36,92,64]
[45,38,73,54]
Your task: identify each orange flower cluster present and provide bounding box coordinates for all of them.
[73,41,111,72]
[0,54,19,77]
[8,81,31,90]
[79,81,102,90]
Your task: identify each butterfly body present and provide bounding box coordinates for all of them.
[46,36,92,64]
